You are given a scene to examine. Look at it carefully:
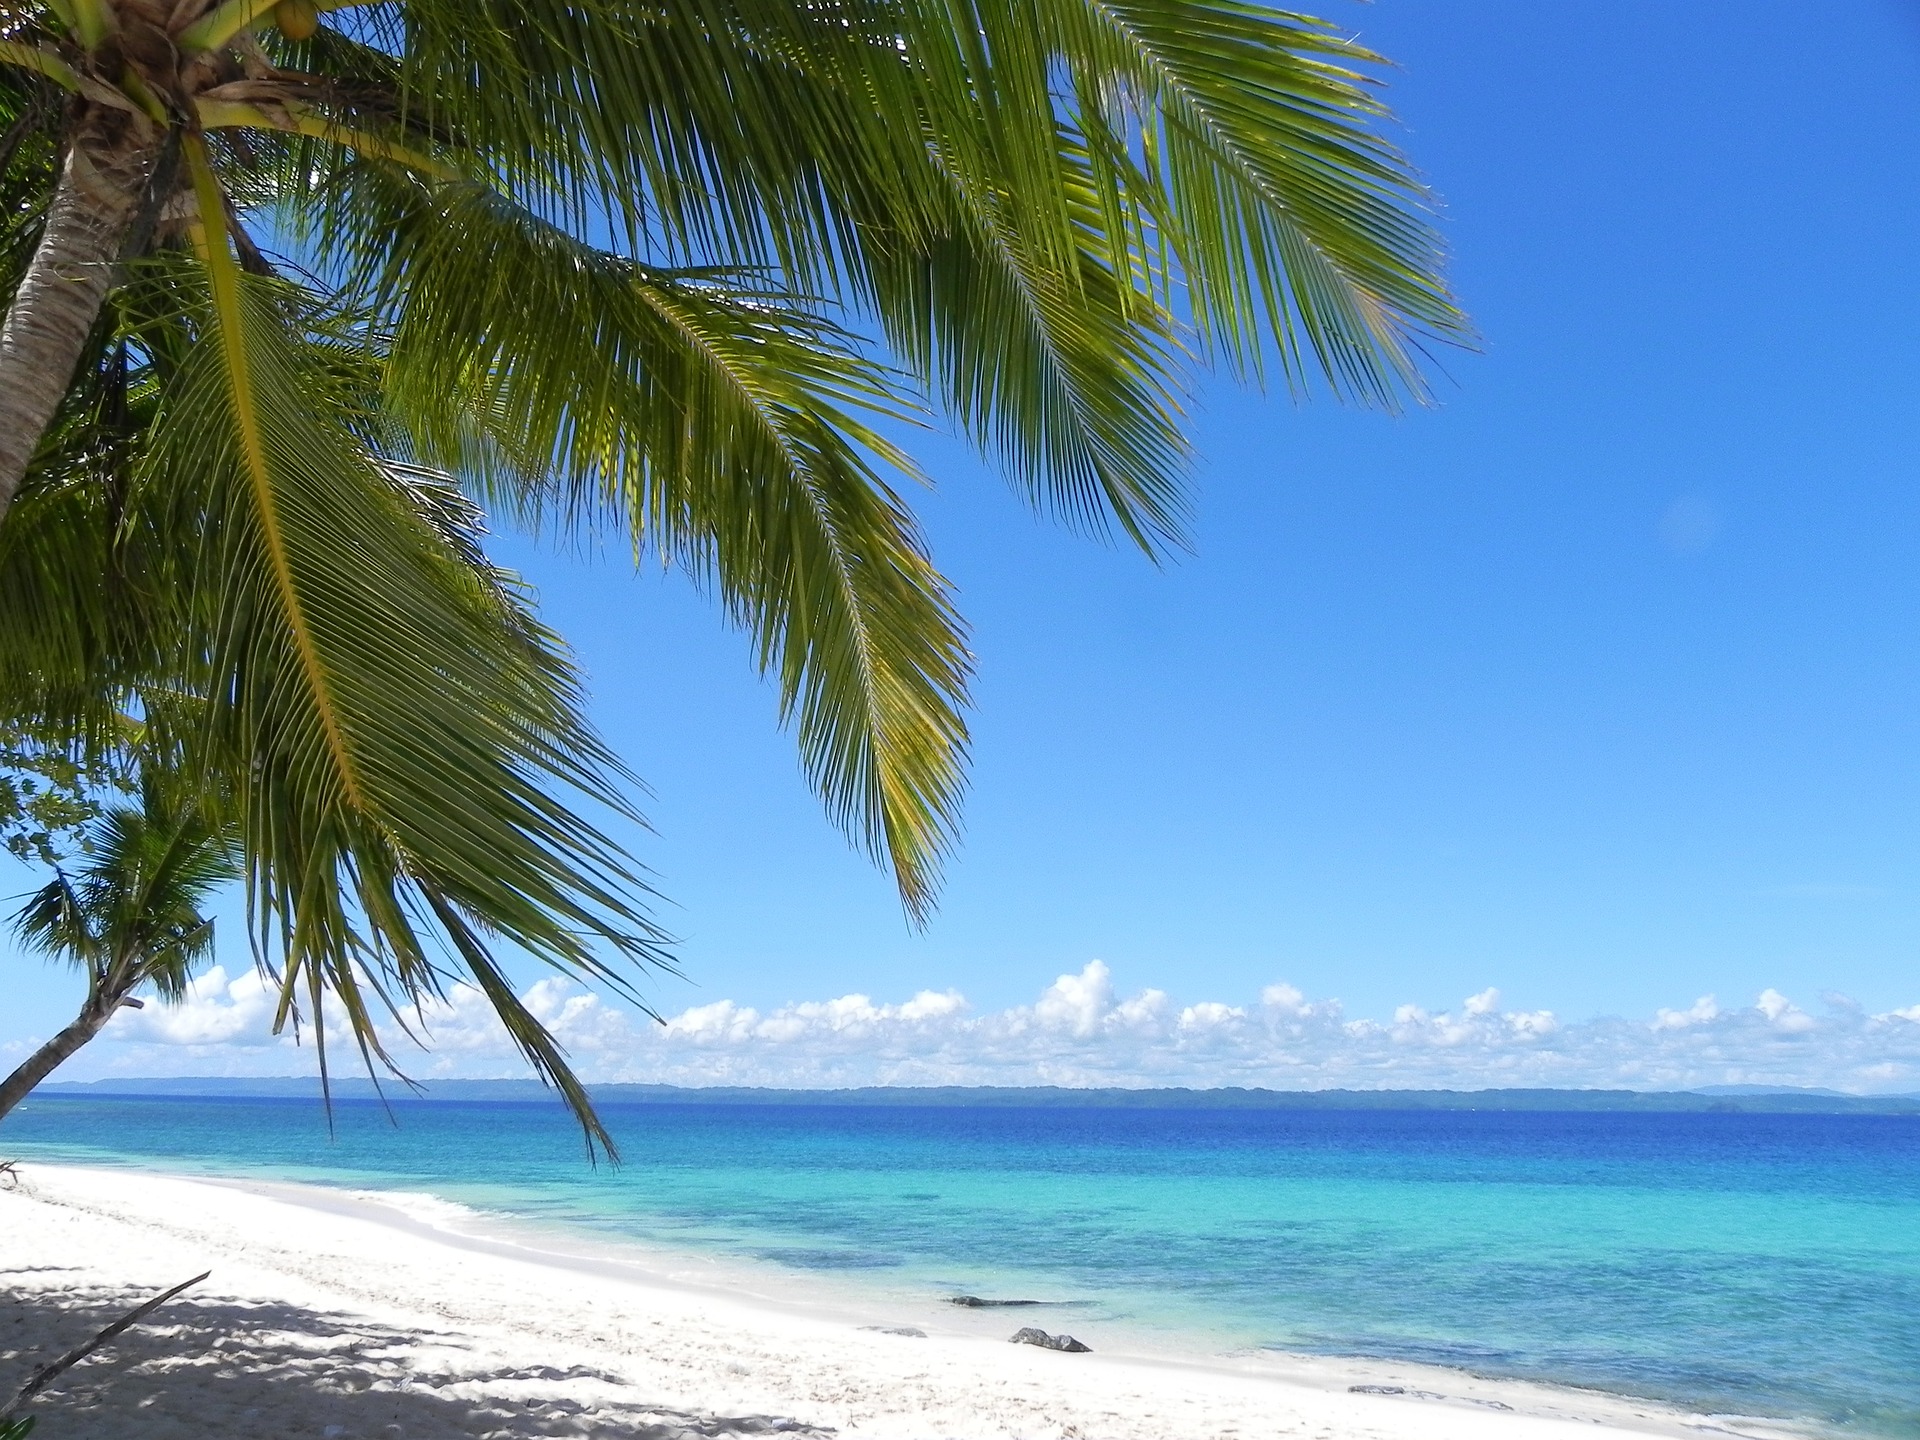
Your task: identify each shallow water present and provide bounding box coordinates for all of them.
[6,1096,1917,1437]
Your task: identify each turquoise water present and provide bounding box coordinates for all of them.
[6,1096,1917,1436]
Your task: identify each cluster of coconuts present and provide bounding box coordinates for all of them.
[272,0,320,41]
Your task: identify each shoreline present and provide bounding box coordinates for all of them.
[1,1161,1814,1440]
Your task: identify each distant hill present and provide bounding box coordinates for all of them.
[30,1077,1920,1115]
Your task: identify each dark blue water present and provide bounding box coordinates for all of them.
[7,1096,1917,1437]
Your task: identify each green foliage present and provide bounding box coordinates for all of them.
[0,1413,33,1438]
[371,182,971,916]
[0,728,123,867]
[12,775,233,1004]
[0,0,1463,1145]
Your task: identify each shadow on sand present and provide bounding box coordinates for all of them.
[1,1277,835,1440]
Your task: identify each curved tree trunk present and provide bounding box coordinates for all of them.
[0,987,128,1124]
[0,110,159,523]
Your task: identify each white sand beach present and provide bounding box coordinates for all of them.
[0,1163,1794,1440]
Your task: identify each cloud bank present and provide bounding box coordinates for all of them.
[12,960,1920,1095]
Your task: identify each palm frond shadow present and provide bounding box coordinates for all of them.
[0,1283,831,1439]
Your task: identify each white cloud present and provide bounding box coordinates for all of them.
[1654,994,1719,1030]
[34,961,1920,1096]
[1756,988,1817,1034]
[1178,1001,1244,1031]
[107,966,284,1048]
[1031,959,1114,1037]
[1260,983,1309,1015]
[1111,989,1170,1030]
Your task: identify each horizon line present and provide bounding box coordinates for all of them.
[25,1077,1920,1113]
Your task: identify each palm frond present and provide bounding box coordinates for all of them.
[855,126,1193,550]
[144,151,667,1146]
[1,0,1464,1136]
[12,779,231,998]
[1044,0,1466,395]
[375,183,971,916]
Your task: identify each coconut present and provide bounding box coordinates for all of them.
[273,0,319,41]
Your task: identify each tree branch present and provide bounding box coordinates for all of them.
[195,97,457,178]
[0,40,140,112]
[0,1271,210,1423]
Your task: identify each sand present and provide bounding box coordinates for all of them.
[0,1163,1796,1440]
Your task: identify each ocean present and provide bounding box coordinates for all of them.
[5,1095,1916,1437]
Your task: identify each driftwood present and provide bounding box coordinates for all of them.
[0,1270,210,1425]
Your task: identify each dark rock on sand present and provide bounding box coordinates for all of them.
[1008,1327,1090,1353]
[859,1326,927,1337]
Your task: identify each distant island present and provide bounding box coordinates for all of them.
[31,1078,1920,1114]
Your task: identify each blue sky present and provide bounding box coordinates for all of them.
[9,0,1920,1090]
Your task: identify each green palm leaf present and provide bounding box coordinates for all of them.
[854,127,1193,550]
[371,183,969,916]
[2,0,1463,1138]
[141,144,667,1149]
[1044,0,1462,395]
[13,782,232,1003]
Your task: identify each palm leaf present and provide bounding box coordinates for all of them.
[372,182,970,916]
[853,126,1193,551]
[2,0,1465,1138]
[142,142,667,1150]
[1043,0,1465,394]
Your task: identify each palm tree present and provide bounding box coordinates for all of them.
[0,779,234,1122]
[0,0,1464,1144]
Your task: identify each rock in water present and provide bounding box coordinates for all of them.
[1009,1327,1091,1353]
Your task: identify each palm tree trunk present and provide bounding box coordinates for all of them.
[0,113,159,523]
[0,991,120,1124]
